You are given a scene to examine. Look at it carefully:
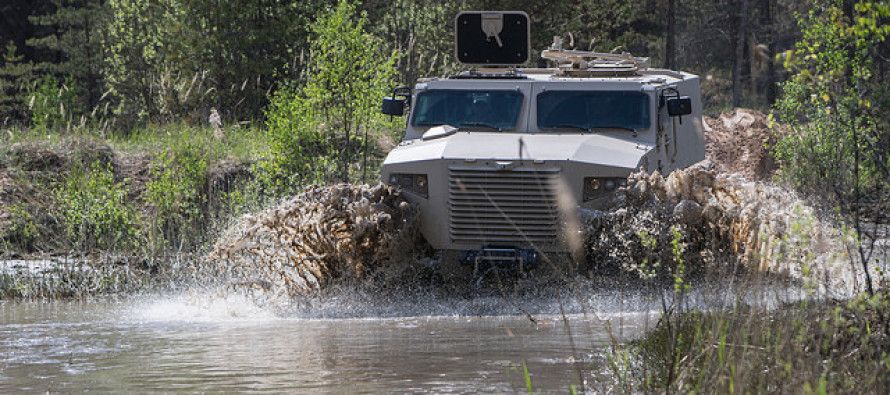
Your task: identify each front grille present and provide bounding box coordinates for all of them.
[448,166,560,247]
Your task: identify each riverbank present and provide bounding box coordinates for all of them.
[602,287,890,393]
[0,125,264,261]
[0,124,266,297]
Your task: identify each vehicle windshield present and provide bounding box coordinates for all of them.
[411,90,524,130]
[537,91,650,131]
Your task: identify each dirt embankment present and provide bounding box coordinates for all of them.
[0,137,251,258]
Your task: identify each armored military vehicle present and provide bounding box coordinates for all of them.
[380,11,705,266]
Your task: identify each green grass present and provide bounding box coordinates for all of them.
[602,287,890,393]
[109,122,270,163]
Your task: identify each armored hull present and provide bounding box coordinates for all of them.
[381,71,706,254]
[380,12,705,257]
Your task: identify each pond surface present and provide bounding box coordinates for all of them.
[0,294,658,393]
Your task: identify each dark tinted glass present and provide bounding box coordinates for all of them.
[537,91,650,130]
[411,90,524,129]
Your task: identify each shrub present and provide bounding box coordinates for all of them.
[261,0,399,196]
[55,160,141,252]
[773,0,890,294]
[145,141,209,252]
[29,75,81,132]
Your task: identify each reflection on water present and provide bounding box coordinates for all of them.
[0,296,657,393]
[0,273,807,393]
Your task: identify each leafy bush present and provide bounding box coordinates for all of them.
[261,0,398,196]
[29,75,81,131]
[773,0,890,294]
[774,1,889,196]
[55,160,141,251]
[2,202,39,251]
[145,141,209,252]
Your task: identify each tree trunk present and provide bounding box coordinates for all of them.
[760,0,776,105]
[666,0,676,69]
[732,0,747,108]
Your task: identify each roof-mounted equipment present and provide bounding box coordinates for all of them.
[455,11,529,66]
[541,37,651,76]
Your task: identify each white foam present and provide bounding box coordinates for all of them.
[129,292,278,323]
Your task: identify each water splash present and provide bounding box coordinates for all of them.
[203,165,863,304]
[130,293,278,322]
[586,163,860,296]
[207,183,420,297]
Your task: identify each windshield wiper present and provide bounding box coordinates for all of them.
[459,122,502,132]
[549,124,637,133]
[548,124,593,132]
[589,125,637,132]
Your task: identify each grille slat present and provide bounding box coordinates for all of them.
[449,166,560,247]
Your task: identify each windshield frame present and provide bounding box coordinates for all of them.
[536,90,652,132]
[410,89,525,131]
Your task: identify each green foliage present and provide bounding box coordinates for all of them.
[773,0,889,294]
[28,75,80,131]
[145,141,209,251]
[172,0,323,120]
[362,0,461,84]
[2,202,39,250]
[774,0,890,195]
[55,160,141,251]
[27,0,106,113]
[101,0,324,127]
[262,0,398,195]
[0,42,37,123]
[103,0,170,125]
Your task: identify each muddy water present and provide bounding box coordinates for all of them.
[0,295,663,393]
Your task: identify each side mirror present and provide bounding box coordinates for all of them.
[382,97,406,116]
[666,96,692,116]
[381,85,412,117]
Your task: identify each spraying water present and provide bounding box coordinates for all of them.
[201,161,864,312]
[585,163,860,296]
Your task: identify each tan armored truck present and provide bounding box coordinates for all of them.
[380,11,705,266]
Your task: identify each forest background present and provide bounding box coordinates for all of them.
[1,0,803,128]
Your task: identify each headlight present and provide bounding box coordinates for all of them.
[388,173,429,198]
[583,177,627,201]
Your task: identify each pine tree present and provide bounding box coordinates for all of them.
[0,42,38,123]
[26,0,107,120]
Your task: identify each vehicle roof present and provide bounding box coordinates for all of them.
[419,68,697,86]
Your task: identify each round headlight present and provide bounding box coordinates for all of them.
[389,174,398,184]
[589,178,601,190]
[604,179,617,191]
[416,175,427,188]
